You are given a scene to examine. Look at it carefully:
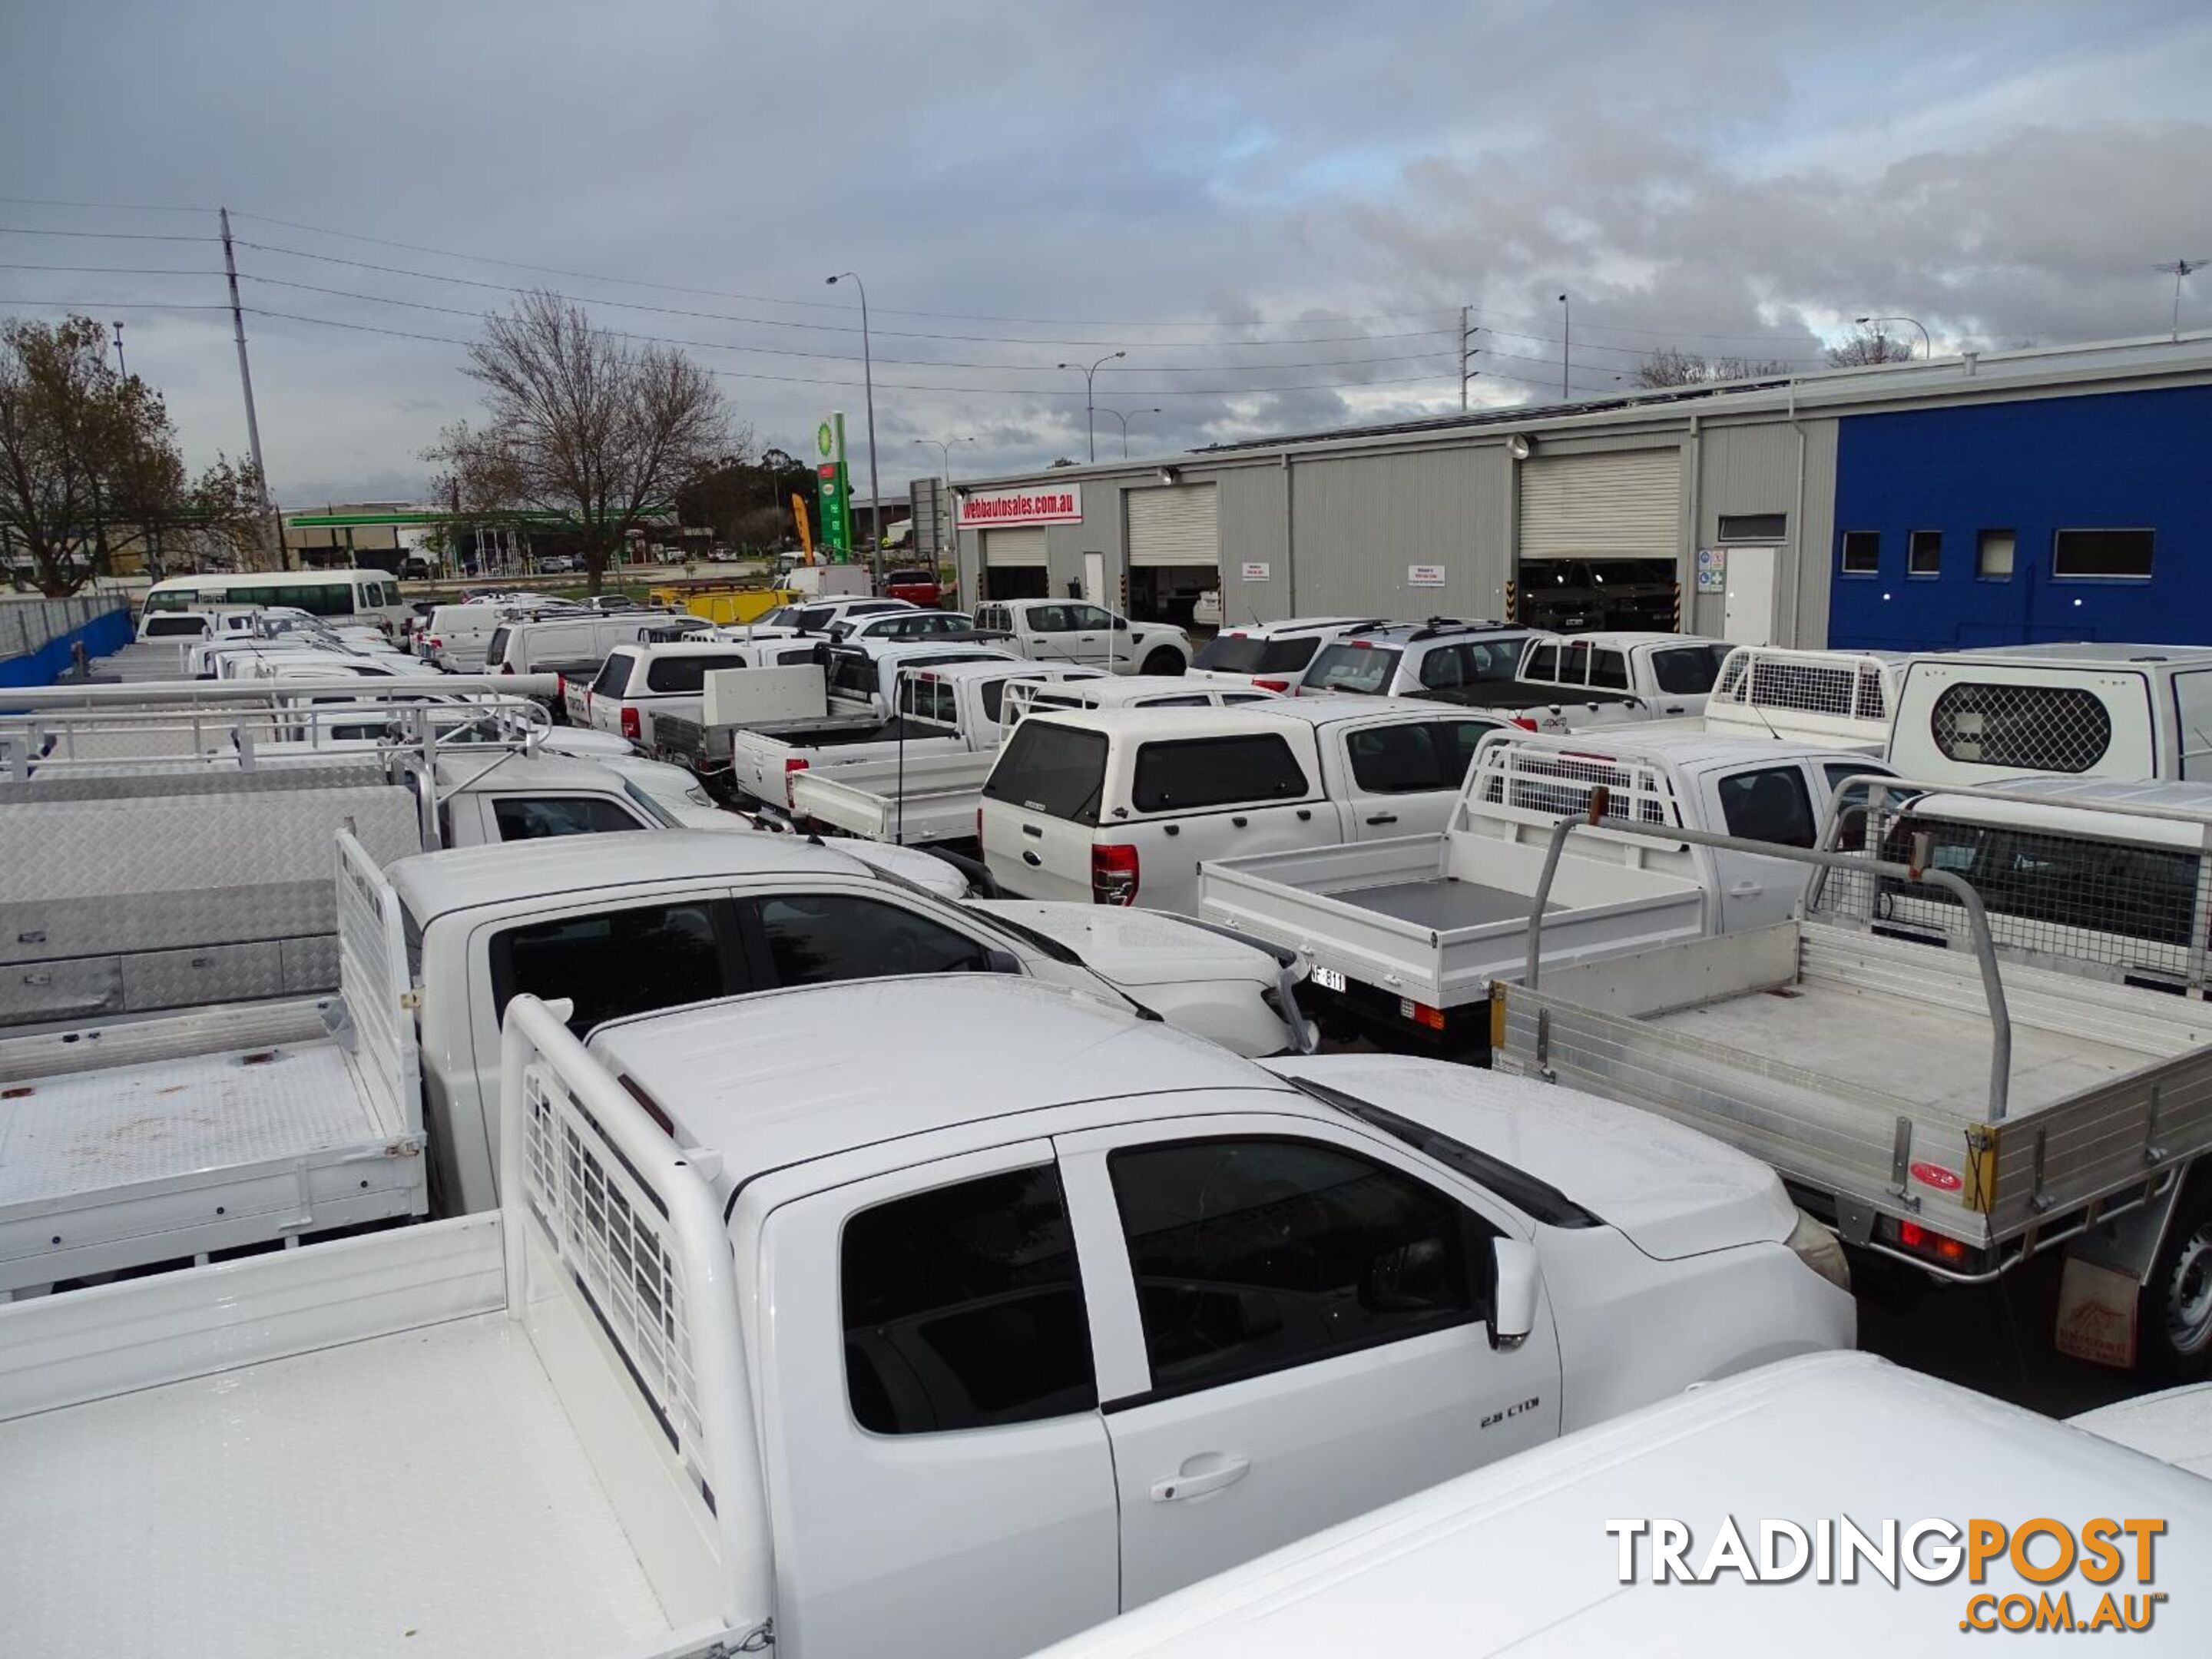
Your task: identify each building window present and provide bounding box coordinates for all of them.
[1976,530,2015,580]
[1839,531,1879,575]
[1717,512,1786,541]
[1907,531,1942,578]
[2051,528,2154,580]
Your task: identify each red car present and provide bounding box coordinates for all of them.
[879,568,944,608]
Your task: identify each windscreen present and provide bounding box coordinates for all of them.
[1194,634,1321,675]
[1303,643,1402,695]
[984,720,1109,826]
[144,614,210,637]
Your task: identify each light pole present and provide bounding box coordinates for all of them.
[912,435,975,579]
[1558,293,1570,400]
[111,320,127,381]
[2155,260,2207,340]
[825,271,884,589]
[1095,406,1161,459]
[1056,351,1126,463]
[1853,314,1932,359]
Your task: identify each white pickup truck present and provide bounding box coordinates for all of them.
[1885,643,2212,784]
[973,597,1196,676]
[791,671,1263,847]
[571,637,820,742]
[1512,631,1732,719]
[982,700,1516,916]
[1197,728,1886,1049]
[654,642,1018,799]
[0,974,1852,1659]
[0,825,1326,1300]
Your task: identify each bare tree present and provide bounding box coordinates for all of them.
[1634,347,1795,388]
[427,291,733,594]
[0,314,263,594]
[1826,328,1917,367]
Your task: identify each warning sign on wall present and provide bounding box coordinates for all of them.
[1696,548,1727,593]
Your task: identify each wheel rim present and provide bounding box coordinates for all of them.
[2164,1224,2212,1356]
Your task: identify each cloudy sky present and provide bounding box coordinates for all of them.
[4,0,2208,505]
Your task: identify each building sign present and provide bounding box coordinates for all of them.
[956,485,1083,529]
[1240,561,1271,581]
[1407,563,1448,587]
[815,413,853,555]
[1696,547,1727,593]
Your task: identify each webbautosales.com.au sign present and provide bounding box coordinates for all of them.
[957,485,1083,528]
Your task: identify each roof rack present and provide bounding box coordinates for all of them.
[1408,618,1508,641]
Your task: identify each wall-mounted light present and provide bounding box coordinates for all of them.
[1157,465,1181,485]
[1505,434,1532,462]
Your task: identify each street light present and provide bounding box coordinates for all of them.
[1558,293,1570,400]
[111,320,127,380]
[825,271,884,589]
[1853,314,1932,359]
[912,435,975,578]
[1056,351,1126,463]
[1095,406,1162,459]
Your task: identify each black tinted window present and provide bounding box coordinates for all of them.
[1303,644,1399,695]
[486,625,512,664]
[1346,719,1491,794]
[1590,650,1630,691]
[1715,766,1818,848]
[1131,734,1309,813]
[843,1166,1097,1435]
[492,796,647,839]
[1883,816,2199,950]
[645,654,750,694]
[1417,645,1469,690]
[490,902,735,1034]
[1651,645,1727,695]
[591,655,634,697]
[753,893,992,985]
[984,720,1108,825]
[144,614,208,637]
[1108,1138,1483,1396]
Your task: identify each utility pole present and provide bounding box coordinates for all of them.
[219,207,280,569]
[2156,260,2207,341]
[1459,306,1480,412]
[1558,293,1571,401]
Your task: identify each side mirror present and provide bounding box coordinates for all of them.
[1488,1238,1541,1352]
[981,948,1023,975]
[1114,616,1130,631]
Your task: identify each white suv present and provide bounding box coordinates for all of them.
[1187,616,1389,692]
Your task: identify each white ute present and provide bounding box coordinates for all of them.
[982,700,1513,916]
[974,598,1194,676]
[0,976,1853,1659]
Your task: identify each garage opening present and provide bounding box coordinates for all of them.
[1126,485,1219,625]
[982,528,1049,601]
[1517,450,1682,632]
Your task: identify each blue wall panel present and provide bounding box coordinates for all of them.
[0,607,133,688]
[1828,385,2212,651]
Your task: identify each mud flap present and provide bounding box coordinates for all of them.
[2055,1257,2139,1369]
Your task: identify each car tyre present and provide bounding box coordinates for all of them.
[1141,647,1185,677]
[2140,1174,2212,1381]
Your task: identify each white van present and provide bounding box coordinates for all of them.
[488,611,704,680]
[1886,644,2212,785]
[137,606,260,643]
[142,568,406,632]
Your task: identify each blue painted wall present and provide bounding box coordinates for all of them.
[0,606,132,688]
[1827,384,2212,651]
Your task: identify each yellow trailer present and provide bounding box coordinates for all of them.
[648,585,794,624]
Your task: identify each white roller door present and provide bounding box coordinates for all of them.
[982,528,1048,568]
[1518,450,1681,560]
[1126,485,1220,570]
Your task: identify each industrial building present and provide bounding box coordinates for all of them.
[948,332,2212,653]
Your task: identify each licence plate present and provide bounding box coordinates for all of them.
[1311,966,1346,993]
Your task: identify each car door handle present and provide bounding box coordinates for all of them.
[1366,813,1398,826]
[1022,823,1044,838]
[1151,1452,1251,1503]
[1231,815,1248,828]
[1728,880,1763,897]
[1022,850,1042,867]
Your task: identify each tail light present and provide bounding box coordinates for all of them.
[425,636,442,651]
[1510,716,1540,730]
[783,754,809,806]
[621,706,641,743]
[1398,998,1447,1032]
[500,661,513,675]
[1253,678,1290,693]
[1091,843,1140,906]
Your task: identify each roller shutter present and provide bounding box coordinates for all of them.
[1126,485,1220,570]
[1518,450,1681,560]
[982,528,1048,568]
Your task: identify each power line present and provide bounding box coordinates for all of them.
[0,296,237,311]
[0,261,218,277]
[0,224,217,243]
[0,196,211,214]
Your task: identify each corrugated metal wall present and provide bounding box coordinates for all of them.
[1691,421,1830,644]
[1289,447,1510,621]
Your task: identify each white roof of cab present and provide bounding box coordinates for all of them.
[588,976,1283,1178]
[1026,700,1477,740]
[909,659,1106,684]
[387,825,869,920]
[1551,630,1724,650]
[1212,616,1386,637]
[1497,726,1866,769]
[1929,642,2212,668]
[1905,775,2212,847]
[1032,1353,2212,1657]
